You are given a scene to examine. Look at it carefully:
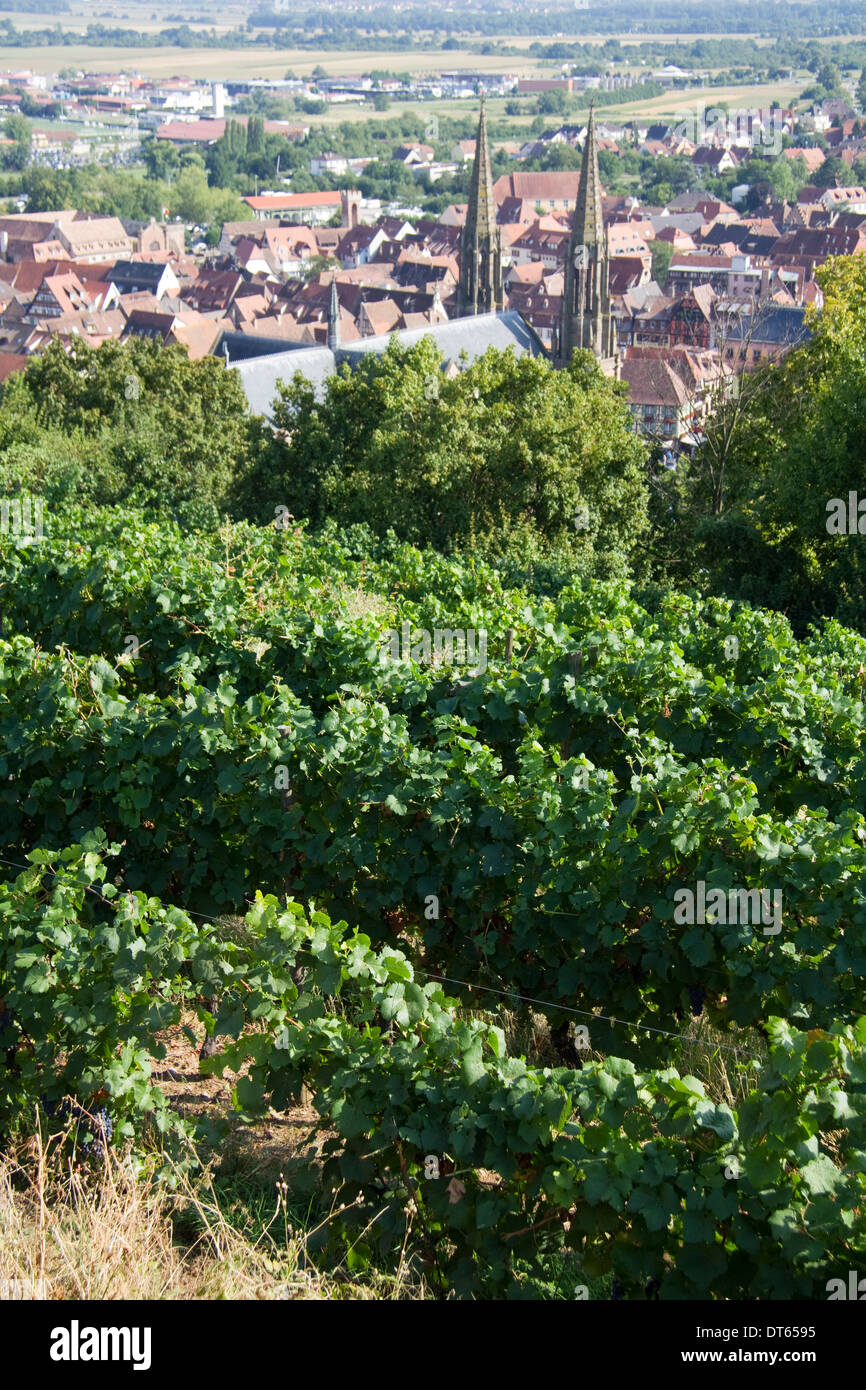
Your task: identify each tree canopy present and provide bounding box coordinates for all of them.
[655,254,866,634]
[0,337,264,524]
[240,338,650,580]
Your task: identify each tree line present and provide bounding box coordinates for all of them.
[2,251,866,633]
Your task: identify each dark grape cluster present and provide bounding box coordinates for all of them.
[80,1107,113,1159]
[40,1097,113,1160]
[0,1004,18,1072]
[687,986,706,1017]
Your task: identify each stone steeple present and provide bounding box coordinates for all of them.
[557,105,618,374]
[458,93,503,317]
[327,276,340,351]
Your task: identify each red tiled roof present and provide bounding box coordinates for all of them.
[493,172,584,205]
[0,351,28,382]
[156,119,307,143]
[243,192,342,212]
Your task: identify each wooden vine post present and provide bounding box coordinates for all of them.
[277,724,313,1110]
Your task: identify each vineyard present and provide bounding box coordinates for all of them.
[2,504,866,1299]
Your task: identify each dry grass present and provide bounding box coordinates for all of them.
[0,1006,432,1302]
[0,1114,430,1301]
[0,1124,326,1300]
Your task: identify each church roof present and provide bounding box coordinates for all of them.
[230,310,547,419]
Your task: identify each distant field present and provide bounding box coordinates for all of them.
[601,80,807,119]
[0,15,799,44]
[0,43,550,79]
[0,3,247,32]
[496,32,773,47]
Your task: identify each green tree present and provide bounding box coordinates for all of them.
[650,238,674,288]
[142,138,179,183]
[536,89,568,116]
[240,340,650,579]
[246,114,265,154]
[816,61,843,95]
[0,337,263,517]
[20,165,76,211]
[645,181,673,206]
[172,164,214,223]
[813,154,846,187]
[540,142,581,171]
[3,112,30,145]
[674,256,866,632]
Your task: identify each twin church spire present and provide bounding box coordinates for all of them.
[459,97,617,375]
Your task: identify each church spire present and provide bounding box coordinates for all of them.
[557,104,618,373]
[573,103,604,250]
[327,275,340,352]
[458,93,503,316]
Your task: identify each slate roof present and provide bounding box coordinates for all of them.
[108,260,166,291]
[230,310,547,419]
[722,304,810,345]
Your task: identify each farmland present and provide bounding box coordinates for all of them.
[0,42,551,79]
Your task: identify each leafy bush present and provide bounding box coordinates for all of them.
[3,848,865,1299]
[2,511,866,1054]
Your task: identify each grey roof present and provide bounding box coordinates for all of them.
[723,304,810,346]
[216,330,312,362]
[231,310,547,420]
[108,260,166,289]
[341,310,545,366]
[650,212,706,236]
[233,346,338,417]
[619,280,663,309]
